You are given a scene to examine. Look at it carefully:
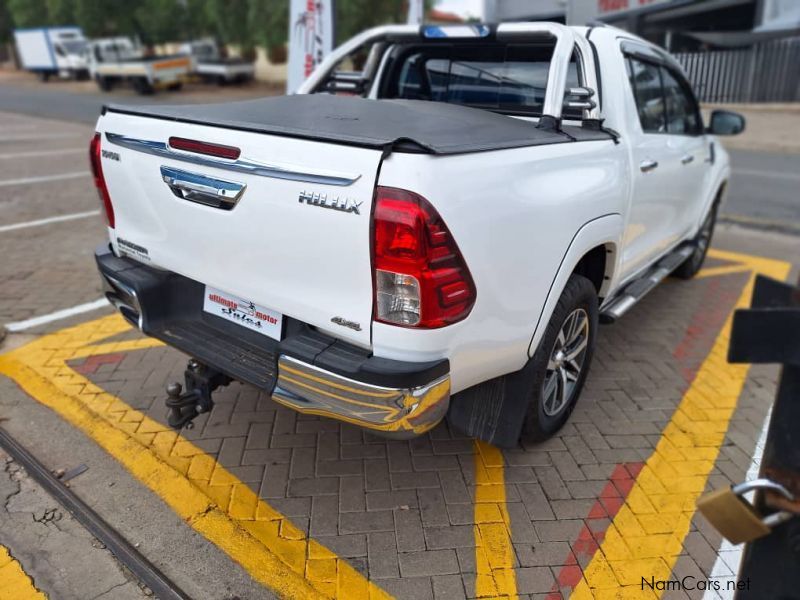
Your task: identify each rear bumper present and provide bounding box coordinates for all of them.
[95,245,450,438]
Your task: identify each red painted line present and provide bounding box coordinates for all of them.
[549,462,645,598]
[71,353,125,375]
[672,277,742,383]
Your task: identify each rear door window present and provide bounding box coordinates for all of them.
[627,57,666,134]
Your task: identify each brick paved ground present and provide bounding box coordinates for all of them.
[65,261,775,600]
[0,112,105,325]
[2,108,799,599]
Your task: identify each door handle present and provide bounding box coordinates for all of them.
[639,159,659,173]
[161,165,246,210]
[681,154,695,165]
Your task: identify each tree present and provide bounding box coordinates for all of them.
[45,0,76,25]
[135,0,185,44]
[7,0,49,28]
[74,0,137,38]
[0,0,13,45]
[248,0,288,52]
[206,0,251,49]
[334,0,434,45]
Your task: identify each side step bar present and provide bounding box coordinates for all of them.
[600,244,695,323]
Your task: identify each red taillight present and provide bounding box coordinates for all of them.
[372,187,476,328]
[168,137,241,160]
[89,133,115,229]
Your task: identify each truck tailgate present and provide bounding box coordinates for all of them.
[97,109,380,347]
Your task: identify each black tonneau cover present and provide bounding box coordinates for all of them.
[105,94,612,155]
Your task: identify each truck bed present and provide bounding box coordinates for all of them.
[104,94,613,155]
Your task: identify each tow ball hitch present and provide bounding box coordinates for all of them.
[165,359,231,429]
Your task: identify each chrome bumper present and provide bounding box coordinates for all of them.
[272,356,450,438]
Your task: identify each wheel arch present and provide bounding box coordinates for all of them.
[527,213,624,358]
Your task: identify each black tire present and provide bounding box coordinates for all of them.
[38,71,51,82]
[167,82,183,92]
[95,75,112,92]
[673,202,718,280]
[521,274,598,442]
[133,78,154,95]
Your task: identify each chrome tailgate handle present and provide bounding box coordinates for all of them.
[161,166,246,210]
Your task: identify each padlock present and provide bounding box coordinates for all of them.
[697,478,795,545]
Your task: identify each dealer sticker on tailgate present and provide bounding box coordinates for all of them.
[203,286,282,341]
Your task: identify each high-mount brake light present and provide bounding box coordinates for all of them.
[372,187,476,328]
[168,137,241,160]
[89,133,115,229]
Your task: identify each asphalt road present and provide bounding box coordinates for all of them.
[0,80,796,232]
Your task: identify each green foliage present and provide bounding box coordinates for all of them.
[135,0,185,44]
[7,0,49,28]
[335,0,404,45]
[73,0,138,38]
[45,0,76,24]
[3,0,441,50]
[0,1,12,44]
[248,0,288,50]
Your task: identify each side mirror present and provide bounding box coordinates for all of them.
[708,110,746,136]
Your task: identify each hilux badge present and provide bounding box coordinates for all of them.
[299,190,362,215]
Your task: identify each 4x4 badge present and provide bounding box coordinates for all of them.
[299,191,362,215]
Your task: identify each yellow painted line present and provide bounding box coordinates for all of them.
[0,315,391,600]
[571,248,791,597]
[694,264,752,279]
[473,440,518,599]
[0,545,46,600]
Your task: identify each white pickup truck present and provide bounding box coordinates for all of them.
[180,39,256,85]
[90,23,744,446]
[87,37,192,94]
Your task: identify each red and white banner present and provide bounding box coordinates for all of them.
[287,0,334,94]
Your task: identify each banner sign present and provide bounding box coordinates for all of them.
[287,0,334,94]
[407,0,424,24]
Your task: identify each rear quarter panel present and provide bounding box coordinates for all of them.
[375,138,629,393]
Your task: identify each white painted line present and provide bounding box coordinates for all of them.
[0,148,84,160]
[0,171,90,187]
[703,408,772,600]
[5,298,110,332]
[0,210,101,233]
[732,168,800,182]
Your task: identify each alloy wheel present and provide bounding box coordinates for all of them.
[541,308,590,417]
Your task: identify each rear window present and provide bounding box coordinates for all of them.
[382,43,581,118]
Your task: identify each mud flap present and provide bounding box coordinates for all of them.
[447,367,533,449]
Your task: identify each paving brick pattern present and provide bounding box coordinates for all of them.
[0,112,107,325]
[68,261,776,599]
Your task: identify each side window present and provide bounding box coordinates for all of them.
[627,57,665,133]
[660,67,701,135]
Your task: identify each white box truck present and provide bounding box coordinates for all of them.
[13,27,89,81]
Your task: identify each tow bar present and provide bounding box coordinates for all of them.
[165,359,231,429]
